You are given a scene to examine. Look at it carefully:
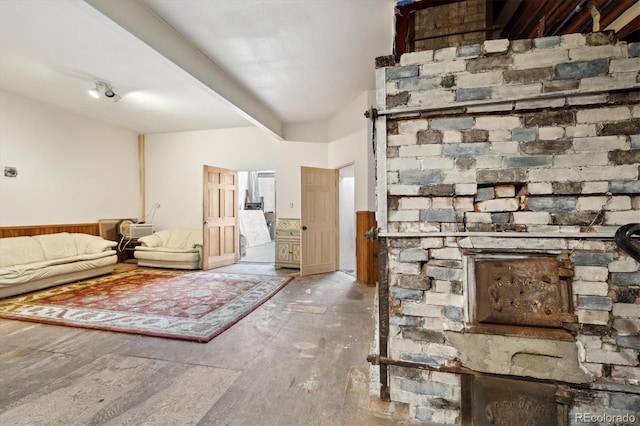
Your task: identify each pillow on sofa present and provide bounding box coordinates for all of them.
[33,233,78,260]
[0,236,46,267]
[72,233,117,254]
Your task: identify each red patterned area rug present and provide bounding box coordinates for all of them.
[0,269,293,342]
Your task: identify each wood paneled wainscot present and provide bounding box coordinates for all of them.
[275,218,300,269]
[0,223,100,238]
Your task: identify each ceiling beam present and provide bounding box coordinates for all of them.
[84,0,284,140]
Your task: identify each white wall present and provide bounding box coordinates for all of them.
[0,91,139,226]
[144,126,328,229]
[327,90,376,212]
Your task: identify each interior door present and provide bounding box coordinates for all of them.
[300,166,338,276]
[203,165,239,269]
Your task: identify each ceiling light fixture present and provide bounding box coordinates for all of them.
[89,81,121,102]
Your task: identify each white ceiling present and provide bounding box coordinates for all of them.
[0,0,395,138]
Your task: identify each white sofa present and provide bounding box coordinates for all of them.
[134,228,203,270]
[0,232,118,298]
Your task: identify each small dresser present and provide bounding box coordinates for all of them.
[274,218,300,269]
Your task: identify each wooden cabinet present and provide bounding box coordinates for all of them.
[275,218,300,269]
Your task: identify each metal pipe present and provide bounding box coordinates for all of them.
[377,236,390,401]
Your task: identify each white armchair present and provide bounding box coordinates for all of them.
[134,228,203,269]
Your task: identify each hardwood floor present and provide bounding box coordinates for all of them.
[0,264,412,425]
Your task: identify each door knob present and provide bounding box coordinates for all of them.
[302,226,308,230]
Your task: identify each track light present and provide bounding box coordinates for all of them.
[89,81,120,102]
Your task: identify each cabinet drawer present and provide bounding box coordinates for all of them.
[276,230,299,238]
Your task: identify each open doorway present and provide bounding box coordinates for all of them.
[339,164,355,275]
[237,170,276,264]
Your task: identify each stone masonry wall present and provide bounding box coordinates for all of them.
[378,32,640,424]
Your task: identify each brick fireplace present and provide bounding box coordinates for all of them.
[370,32,639,424]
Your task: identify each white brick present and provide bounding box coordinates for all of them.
[390,337,422,355]
[456,71,502,88]
[576,196,609,211]
[528,182,553,194]
[388,157,420,170]
[388,171,399,184]
[529,168,582,182]
[512,49,569,69]
[604,196,631,211]
[573,136,629,152]
[575,266,609,282]
[493,83,542,99]
[442,131,462,143]
[474,156,503,169]
[476,198,520,212]
[610,58,640,73]
[430,247,461,260]
[608,260,639,273]
[410,89,456,106]
[572,280,609,296]
[401,301,443,317]
[538,126,565,140]
[560,33,586,47]
[495,185,515,198]
[387,133,417,146]
[633,104,640,118]
[455,183,477,195]
[388,261,421,274]
[432,197,453,209]
[612,303,640,318]
[388,210,419,222]
[600,207,640,225]
[421,60,466,75]
[476,116,522,130]
[587,349,639,366]
[569,45,626,61]
[420,237,444,249]
[577,334,602,349]
[584,75,640,95]
[491,141,519,154]
[425,293,464,307]
[582,181,610,194]
[434,47,457,61]
[554,153,609,168]
[566,124,597,138]
[399,144,442,157]
[399,197,431,210]
[577,106,631,123]
[389,185,420,196]
[512,212,550,224]
[489,130,512,141]
[483,38,509,53]
[442,169,476,184]
[581,165,637,181]
[577,309,610,325]
[465,212,492,223]
[398,119,431,134]
[400,50,434,66]
[454,197,474,211]
[423,157,454,170]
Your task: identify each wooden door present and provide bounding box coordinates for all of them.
[300,166,338,276]
[356,211,378,285]
[203,165,239,269]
